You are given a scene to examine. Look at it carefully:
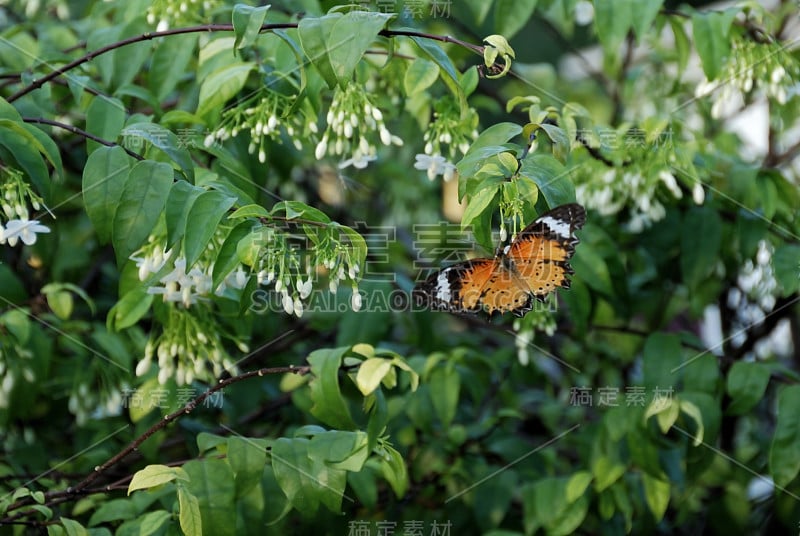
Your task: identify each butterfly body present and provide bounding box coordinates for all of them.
[414,203,586,317]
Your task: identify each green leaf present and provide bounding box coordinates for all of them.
[692,10,736,80]
[642,333,683,391]
[85,96,126,154]
[177,486,203,536]
[232,4,270,50]
[44,288,72,320]
[196,62,255,118]
[227,436,267,496]
[379,445,409,498]
[594,0,634,53]
[184,458,236,536]
[59,517,89,536]
[230,204,270,219]
[272,437,348,514]
[356,358,393,396]
[726,362,770,415]
[328,12,393,88]
[308,430,369,471]
[670,18,691,75]
[630,0,664,40]
[272,200,331,223]
[474,469,516,530]
[570,242,613,296]
[494,0,537,39]
[150,34,198,101]
[469,122,523,153]
[213,220,258,291]
[121,122,194,181]
[298,14,341,89]
[519,154,576,207]
[773,244,800,295]
[641,473,670,522]
[165,180,205,247]
[523,477,589,535]
[88,499,137,526]
[407,32,466,112]
[461,184,499,230]
[680,207,722,289]
[0,119,53,196]
[108,288,153,331]
[82,146,131,244]
[111,18,151,90]
[566,471,592,502]
[128,464,188,495]
[183,190,236,269]
[404,58,439,95]
[536,123,570,163]
[308,347,355,429]
[112,160,173,264]
[769,385,800,487]
[428,366,460,428]
[592,456,626,492]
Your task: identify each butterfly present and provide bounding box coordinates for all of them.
[413,203,586,317]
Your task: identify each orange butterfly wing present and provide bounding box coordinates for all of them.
[506,203,585,305]
[414,203,586,317]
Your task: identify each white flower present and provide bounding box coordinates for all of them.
[692,182,705,205]
[282,290,293,315]
[293,297,303,318]
[351,288,362,312]
[442,161,457,182]
[414,153,452,181]
[574,0,594,25]
[338,153,377,170]
[2,218,50,246]
[658,170,682,198]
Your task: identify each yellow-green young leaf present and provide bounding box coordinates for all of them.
[356,361,391,395]
[643,398,679,434]
[107,289,153,332]
[566,471,593,502]
[591,456,625,492]
[128,464,188,495]
[45,290,73,320]
[678,400,704,446]
[178,485,203,536]
[483,35,515,59]
[641,473,670,522]
[351,343,376,358]
[390,358,419,391]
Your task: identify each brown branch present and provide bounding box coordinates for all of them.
[22,117,143,160]
[8,24,484,103]
[1,363,310,520]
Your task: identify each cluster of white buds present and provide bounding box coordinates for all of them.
[576,167,688,231]
[205,91,319,162]
[135,309,245,385]
[314,82,402,169]
[422,99,478,159]
[0,168,51,247]
[695,37,799,118]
